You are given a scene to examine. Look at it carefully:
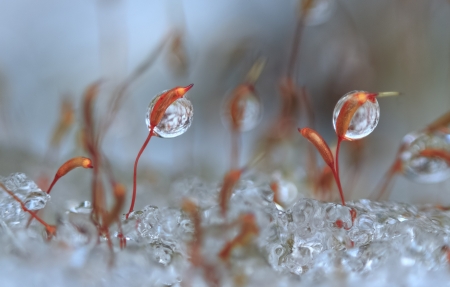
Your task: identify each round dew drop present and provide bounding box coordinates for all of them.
[400,130,450,183]
[332,90,380,140]
[221,87,262,132]
[145,90,194,138]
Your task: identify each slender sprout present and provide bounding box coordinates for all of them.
[126,84,194,219]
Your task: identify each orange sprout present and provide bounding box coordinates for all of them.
[298,128,334,167]
[298,127,345,205]
[127,84,194,219]
[47,157,94,195]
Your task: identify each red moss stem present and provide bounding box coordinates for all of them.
[126,129,153,219]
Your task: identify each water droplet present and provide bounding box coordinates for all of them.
[400,130,450,183]
[332,90,380,140]
[304,0,335,26]
[221,85,262,132]
[68,201,93,214]
[146,90,193,138]
[24,191,50,210]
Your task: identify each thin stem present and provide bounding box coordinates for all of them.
[335,137,346,205]
[231,130,241,169]
[370,162,398,201]
[0,183,54,232]
[46,176,58,194]
[287,17,304,78]
[126,129,153,219]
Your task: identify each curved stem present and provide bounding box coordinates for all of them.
[46,176,58,195]
[27,175,59,227]
[231,130,241,169]
[287,17,304,78]
[0,182,54,232]
[370,162,398,201]
[334,138,346,205]
[126,129,153,219]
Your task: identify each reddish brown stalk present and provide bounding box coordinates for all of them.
[98,33,173,144]
[126,84,194,219]
[0,182,56,238]
[425,110,450,133]
[219,169,242,216]
[332,92,378,204]
[102,183,126,228]
[270,181,283,207]
[370,140,408,201]
[287,0,315,78]
[370,159,402,201]
[181,199,220,287]
[127,129,153,219]
[219,213,259,261]
[228,84,255,168]
[181,199,203,266]
[45,97,74,162]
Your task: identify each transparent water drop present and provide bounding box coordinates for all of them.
[145,90,193,138]
[332,90,380,140]
[303,0,335,26]
[24,191,50,210]
[221,85,262,132]
[68,201,93,214]
[400,130,450,183]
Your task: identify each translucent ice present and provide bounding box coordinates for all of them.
[146,90,194,138]
[400,130,450,183]
[2,173,450,286]
[333,90,380,140]
[0,173,50,226]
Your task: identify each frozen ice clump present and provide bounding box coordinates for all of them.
[4,172,450,286]
[119,205,192,262]
[169,177,218,209]
[0,173,50,226]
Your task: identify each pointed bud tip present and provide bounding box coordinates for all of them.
[184,83,194,91]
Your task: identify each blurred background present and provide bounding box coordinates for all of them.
[0,0,449,211]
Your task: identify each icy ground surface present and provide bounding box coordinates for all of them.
[1,173,450,286]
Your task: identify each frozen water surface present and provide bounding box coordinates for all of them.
[0,173,50,227]
[1,173,450,286]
